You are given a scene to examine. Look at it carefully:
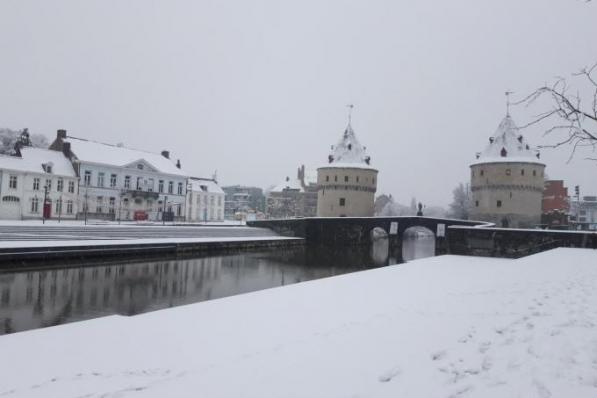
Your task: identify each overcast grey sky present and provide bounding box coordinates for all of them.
[1,0,596,206]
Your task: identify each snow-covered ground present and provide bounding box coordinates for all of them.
[1,248,596,397]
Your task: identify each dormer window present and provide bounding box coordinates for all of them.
[137,164,144,170]
[500,148,508,157]
[347,144,352,150]
[42,162,53,174]
[517,135,523,143]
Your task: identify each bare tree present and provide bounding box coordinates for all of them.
[516,62,597,161]
[447,183,472,220]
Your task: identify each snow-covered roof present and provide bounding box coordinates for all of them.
[322,123,375,170]
[64,136,188,176]
[270,177,304,193]
[472,115,544,166]
[188,178,224,194]
[0,147,76,177]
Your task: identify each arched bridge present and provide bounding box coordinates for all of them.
[248,217,489,251]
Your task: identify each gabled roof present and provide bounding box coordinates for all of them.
[270,177,304,193]
[0,147,76,177]
[188,178,224,194]
[64,136,188,176]
[472,115,544,165]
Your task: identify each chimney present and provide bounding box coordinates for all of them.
[62,142,71,158]
[57,129,67,139]
[176,159,181,169]
[161,150,170,159]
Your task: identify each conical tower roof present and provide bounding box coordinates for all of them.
[322,123,375,169]
[473,115,544,165]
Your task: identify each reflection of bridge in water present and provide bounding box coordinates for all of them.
[249,216,486,261]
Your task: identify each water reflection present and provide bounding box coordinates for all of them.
[0,237,435,335]
[402,227,436,262]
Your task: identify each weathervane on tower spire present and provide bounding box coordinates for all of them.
[505,91,514,116]
[346,104,354,125]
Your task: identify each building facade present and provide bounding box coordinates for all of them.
[570,196,597,230]
[222,185,265,220]
[317,123,377,217]
[542,180,569,228]
[266,165,317,219]
[470,115,546,228]
[0,146,79,220]
[50,130,188,221]
[186,177,225,222]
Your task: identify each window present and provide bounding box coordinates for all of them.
[372,178,376,184]
[84,171,91,185]
[110,174,117,188]
[356,176,359,183]
[123,175,130,189]
[66,200,73,214]
[148,178,154,192]
[210,195,215,205]
[218,196,222,206]
[97,172,104,187]
[109,197,115,214]
[123,198,129,208]
[147,200,153,211]
[57,178,64,192]
[521,169,525,176]
[339,198,346,206]
[46,179,52,191]
[168,181,173,194]
[158,180,164,193]
[334,175,338,182]
[33,178,40,190]
[475,200,479,207]
[55,199,62,214]
[496,200,502,208]
[480,170,484,177]
[137,163,144,170]
[326,175,329,182]
[177,182,183,195]
[46,165,52,173]
[136,177,142,190]
[344,176,349,182]
[506,169,511,176]
[31,197,39,213]
[9,175,17,189]
[68,181,75,193]
[533,170,537,177]
[96,196,103,213]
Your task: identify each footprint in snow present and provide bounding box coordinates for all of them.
[378,367,401,383]
[431,350,447,361]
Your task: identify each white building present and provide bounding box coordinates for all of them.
[186,178,225,222]
[50,130,188,221]
[0,146,79,220]
[317,122,378,217]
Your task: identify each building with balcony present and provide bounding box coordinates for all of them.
[50,129,188,221]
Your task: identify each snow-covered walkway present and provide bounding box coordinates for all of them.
[1,248,596,397]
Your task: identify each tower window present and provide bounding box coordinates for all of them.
[500,148,508,157]
[533,170,537,177]
[480,170,484,176]
[334,175,338,182]
[475,201,479,207]
[344,176,349,182]
[356,176,359,183]
[496,200,502,208]
[339,198,346,207]
[521,169,525,176]
[326,175,329,182]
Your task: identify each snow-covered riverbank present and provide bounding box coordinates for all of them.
[1,248,596,397]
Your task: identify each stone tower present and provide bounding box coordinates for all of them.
[317,122,378,217]
[470,115,545,228]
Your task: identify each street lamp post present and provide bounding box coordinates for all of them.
[58,194,62,223]
[42,185,48,224]
[163,195,168,226]
[84,185,88,226]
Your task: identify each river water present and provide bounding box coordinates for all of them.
[0,236,435,335]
